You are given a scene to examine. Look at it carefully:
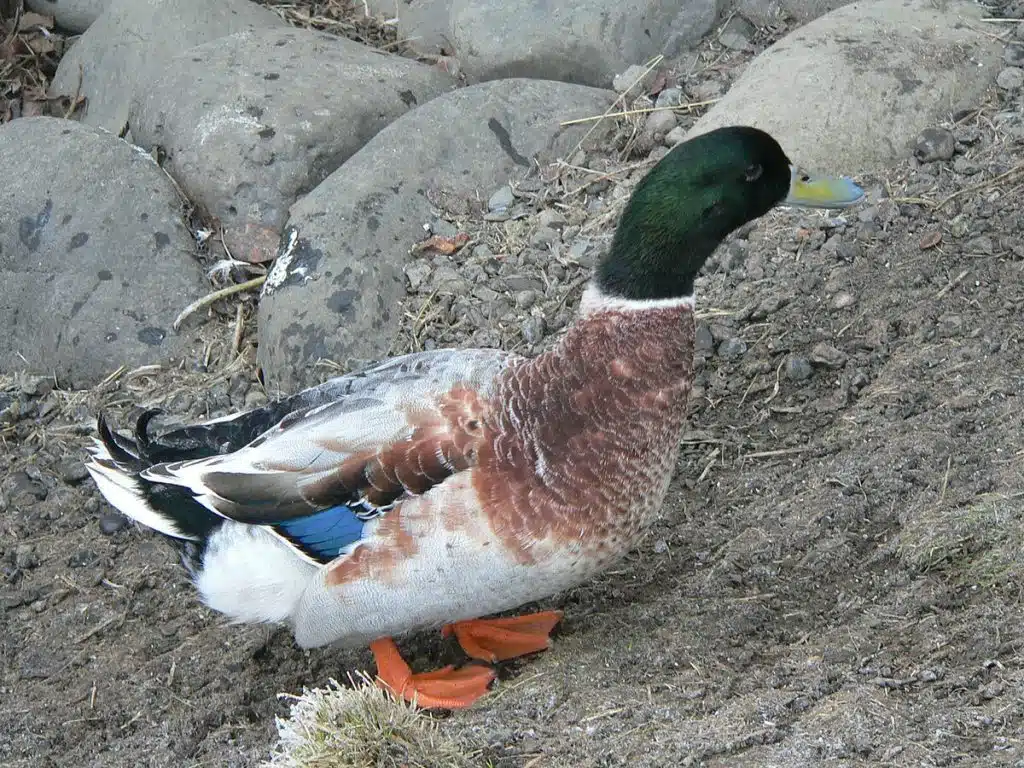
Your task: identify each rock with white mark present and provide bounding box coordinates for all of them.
[130,28,453,264]
[0,118,205,387]
[258,79,615,392]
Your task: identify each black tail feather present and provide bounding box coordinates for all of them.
[97,412,143,466]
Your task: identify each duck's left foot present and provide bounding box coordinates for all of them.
[443,610,564,662]
[369,637,495,710]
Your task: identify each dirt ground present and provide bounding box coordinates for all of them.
[3,7,1024,768]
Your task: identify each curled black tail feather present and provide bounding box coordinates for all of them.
[93,411,224,548]
[97,413,143,466]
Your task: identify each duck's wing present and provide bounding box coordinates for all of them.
[91,348,519,563]
[144,348,517,555]
[126,348,512,464]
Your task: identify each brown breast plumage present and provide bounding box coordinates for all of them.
[475,303,695,563]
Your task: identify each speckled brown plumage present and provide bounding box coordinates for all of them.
[476,302,695,562]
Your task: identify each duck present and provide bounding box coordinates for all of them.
[85,126,863,710]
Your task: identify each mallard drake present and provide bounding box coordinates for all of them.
[86,126,862,709]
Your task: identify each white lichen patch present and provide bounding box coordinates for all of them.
[263,228,301,297]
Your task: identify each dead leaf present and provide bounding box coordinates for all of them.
[919,231,943,250]
[647,69,669,97]
[412,232,470,255]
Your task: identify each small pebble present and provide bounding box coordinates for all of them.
[653,539,668,554]
[515,290,538,309]
[612,64,656,94]
[244,388,268,410]
[59,459,90,485]
[98,512,129,536]
[430,219,458,239]
[851,371,870,390]
[664,126,687,147]
[949,217,969,238]
[529,226,559,248]
[14,544,38,570]
[655,87,683,109]
[717,337,747,360]
[19,375,52,398]
[1004,42,1024,66]
[37,395,59,419]
[68,550,98,568]
[810,342,847,369]
[966,235,993,255]
[521,314,546,345]
[567,239,593,266]
[719,15,754,50]
[644,109,677,137]
[952,157,978,175]
[997,66,1024,91]
[537,209,567,230]
[785,357,813,381]
[914,127,955,162]
[832,291,856,309]
[487,185,514,213]
[694,325,715,353]
[835,240,860,262]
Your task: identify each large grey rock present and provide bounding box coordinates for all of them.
[26,0,111,33]
[50,0,284,133]
[258,78,616,392]
[131,29,454,265]
[0,118,206,387]
[734,0,852,26]
[367,0,724,88]
[689,0,1000,174]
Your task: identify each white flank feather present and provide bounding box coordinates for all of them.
[195,522,317,624]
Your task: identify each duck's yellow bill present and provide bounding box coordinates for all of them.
[784,165,864,209]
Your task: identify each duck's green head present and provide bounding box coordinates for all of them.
[597,125,863,301]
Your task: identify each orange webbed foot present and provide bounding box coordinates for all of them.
[370,637,495,710]
[442,610,564,662]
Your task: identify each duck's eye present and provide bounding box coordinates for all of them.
[743,164,763,182]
